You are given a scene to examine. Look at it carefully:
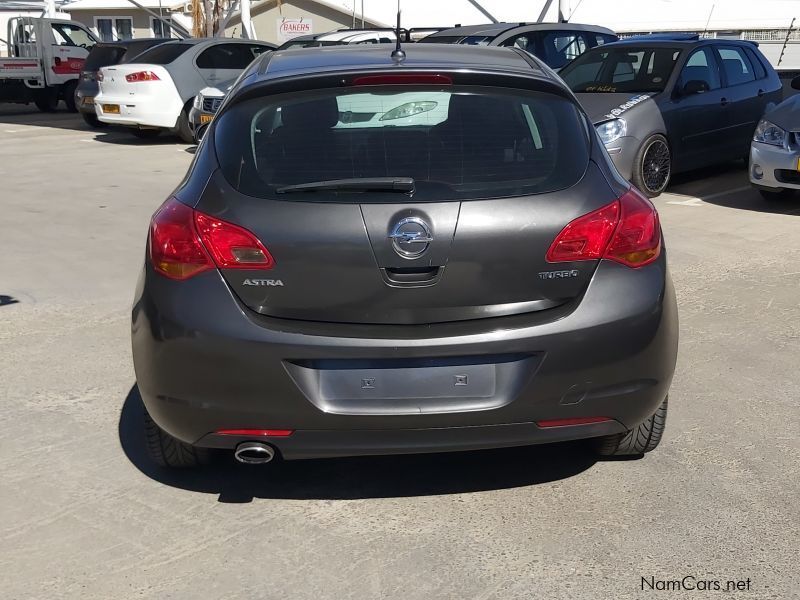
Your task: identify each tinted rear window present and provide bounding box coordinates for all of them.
[560,46,681,93]
[131,42,192,64]
[214,86,589,201]
[84,45,126,70]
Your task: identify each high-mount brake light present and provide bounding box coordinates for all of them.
[546,188,661,268]
[352,74,452,86]
[125,71,160,82]
[149,198,274,280]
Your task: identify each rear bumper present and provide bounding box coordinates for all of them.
[132,258,678,459]
[198,420,627,460]
[749,141,800,191]
[94,92,182,129]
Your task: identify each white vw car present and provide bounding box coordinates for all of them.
[94,38,274,141]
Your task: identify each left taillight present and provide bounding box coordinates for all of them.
[149,198,274,280]
[96,70,104,82]
[125,71,160,82]
[546,188,661,268]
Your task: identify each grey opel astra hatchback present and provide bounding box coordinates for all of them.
[132,44,678,467]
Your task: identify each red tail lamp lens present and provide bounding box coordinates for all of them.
[149,198,274,279]
[352,74,452,86]
[546,188,661,268]
[194,212,275,269]
[216,429,294,437]
[149,199,213,280]
[125,71,160,82]
[605,188,662,267]
[536,417,612,428]
[546,201,619,263]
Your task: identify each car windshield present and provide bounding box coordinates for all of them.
[560,46,681,93]
[131,42,192,65]
[214,86,589,201]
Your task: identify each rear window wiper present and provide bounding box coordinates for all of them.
[276,177,414,194]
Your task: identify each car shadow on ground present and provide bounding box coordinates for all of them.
[92,130,187,146]
[119,385,600,502]
[665,161,800,215]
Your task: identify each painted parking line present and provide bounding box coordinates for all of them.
[666,198,704,206]
[665,184,753,206]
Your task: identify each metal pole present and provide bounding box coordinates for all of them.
[361,0,364,28]
[537,0,555,23]
[466,0,497,24]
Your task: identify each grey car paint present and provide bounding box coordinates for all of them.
[133,44,678,460]
[761,92,800,130]
[577,92,667,180]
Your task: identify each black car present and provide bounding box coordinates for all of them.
[559,35,783,196]
[76,38,171,127]
[134,43,678,468]
[421,22,617,69]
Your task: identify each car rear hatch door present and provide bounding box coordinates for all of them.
[201,84,618,325]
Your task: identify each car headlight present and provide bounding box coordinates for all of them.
[193,94,202,110]
[596,119,627,145]
[753,119,786,147]
[380,101,437,121]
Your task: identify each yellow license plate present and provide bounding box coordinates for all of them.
[200,114,213,124]
[102,103,119,114]
[82,96,94,105]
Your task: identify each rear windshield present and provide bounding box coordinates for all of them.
[131,42,192,65]
[560,46,681,93]
[214,86,589,201]
[84,45,126,70]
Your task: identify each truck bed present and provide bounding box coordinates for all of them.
[0,57,43,82]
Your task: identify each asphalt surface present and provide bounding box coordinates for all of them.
[1,105,798,600]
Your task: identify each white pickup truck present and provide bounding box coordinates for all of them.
[0,16,98,111]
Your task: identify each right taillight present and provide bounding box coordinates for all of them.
[126,71,160,82]
[149,198,274,280]
[546,188,661,268]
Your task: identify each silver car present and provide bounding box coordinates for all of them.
[750,76,800,199]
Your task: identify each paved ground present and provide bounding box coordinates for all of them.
[1,105,798,600]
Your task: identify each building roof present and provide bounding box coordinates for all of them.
[61,0,176,10]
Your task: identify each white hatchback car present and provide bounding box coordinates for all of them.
[95,38,274,141]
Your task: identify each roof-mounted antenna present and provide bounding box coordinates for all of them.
[391,2,405,63]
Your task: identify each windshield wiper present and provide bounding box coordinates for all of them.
[276,177,414,194]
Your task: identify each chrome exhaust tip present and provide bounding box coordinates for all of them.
[234,441,275,465]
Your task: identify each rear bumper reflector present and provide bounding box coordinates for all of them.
[215,429,294,437]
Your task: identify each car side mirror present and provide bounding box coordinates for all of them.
[682,79,710,96]
[792,75,800,91]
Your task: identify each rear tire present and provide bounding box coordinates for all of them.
[132,128,161,140]
[174,105,194,143]
[34,89,58,112]
[63,81,78,112]
[759,188,795,201]
[632,134,671,198]
[595,396,668,457]
[144,408,209,468]
[81,112,107,128]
